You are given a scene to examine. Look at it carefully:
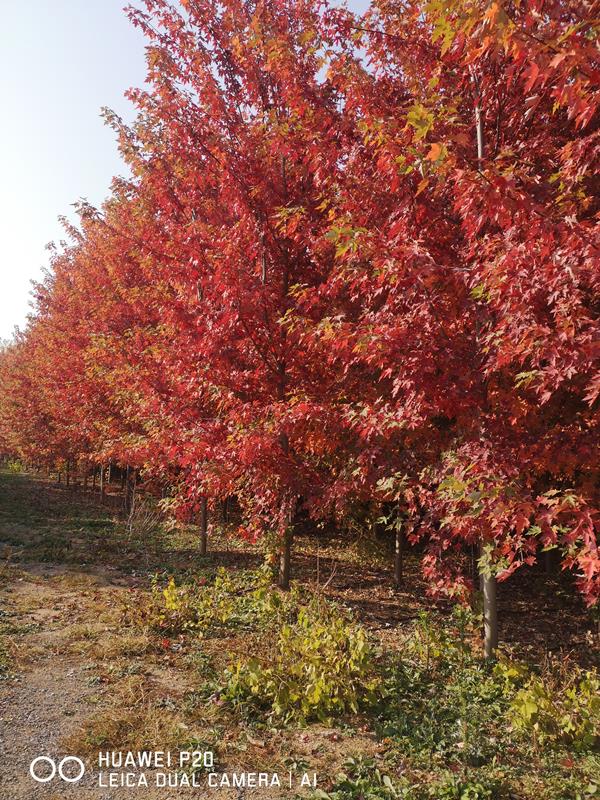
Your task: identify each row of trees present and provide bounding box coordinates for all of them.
[1,0,599,653]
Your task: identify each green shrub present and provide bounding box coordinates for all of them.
[126,569,378,723]
[222,598,379,723]
[375,611,506,767]
[194,569,240,627]
[500,662,600,751]
[194,565,299,630]
[429,774,499,800]
[161,576,204,632]
[309,756,401,799]
[123,566,283,636]
[124,575,203,635]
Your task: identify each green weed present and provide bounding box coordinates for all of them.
[222,598,378,724]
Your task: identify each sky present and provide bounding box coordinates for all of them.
[0,1,148,341]
[0,0,369,342]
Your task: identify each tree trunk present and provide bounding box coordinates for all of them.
[370,500,379,539]
[471,544,479,584]
[92,469,96,491]
[472,75,498,659]
[279,524,292,590]
[124,466,136,516]
[278,499,295,590]
[199,497,208,556]
[66,460,70,488]
[478,540,498,659]
[99,464,105,502]
[483,571,498,659]
[394,521,404,588]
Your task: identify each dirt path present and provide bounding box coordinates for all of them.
[0,474,353,800]
[0,656,98,798]
[0,569,143,799]
[0,567,273,799]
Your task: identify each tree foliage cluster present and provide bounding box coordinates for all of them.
[0,0,599,605]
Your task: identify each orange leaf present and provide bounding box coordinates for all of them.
[427,143,443,161]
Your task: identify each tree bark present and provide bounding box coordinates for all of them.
[483,570,498,659]
[479,541,498,658]
[278,498,295,590]
[276,153,294,591]
[199,496,208,556]
[394,530,404,587]
[394,516,404,588]
[279,524,292,590]
[473,73,498,659]
[124,466,136,516]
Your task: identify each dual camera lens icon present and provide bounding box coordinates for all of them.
[29,756,85,783]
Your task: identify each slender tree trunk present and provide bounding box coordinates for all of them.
[473,73,498,659]
[124,466,136,516]
[279,525,292,590]
[471,544,478,583]
[273,152,296,589]
[278,498,295,590]
[199,496,208,556]
[99,464,105,502]
[479,541,498,658]
[370,500,378,539]
[394,518,404,588]
[92,469,96,491]
[483,570,498,658]
[66,460,70,488]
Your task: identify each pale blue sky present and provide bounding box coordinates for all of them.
[0,1,147,340]
[0,1,369,341]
